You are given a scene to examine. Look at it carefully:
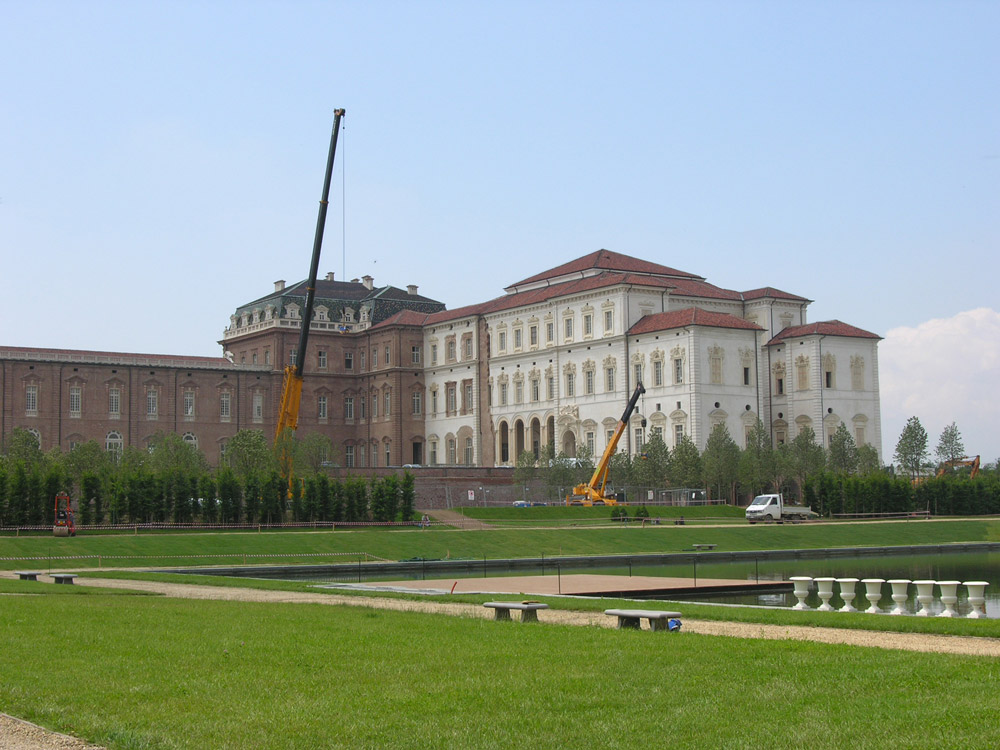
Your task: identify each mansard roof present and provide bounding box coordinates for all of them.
[627,308,764,336]
[233,277,445,327]
[506,248,705,291]
[767,320,882,344]
[742,286,811,302]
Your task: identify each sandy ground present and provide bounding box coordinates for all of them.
[4,572,1000,748]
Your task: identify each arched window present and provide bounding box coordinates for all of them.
[106,431,124,460]
[26,428,41,448]
[182,432,198,449]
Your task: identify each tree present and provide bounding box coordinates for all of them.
[828,423,859,475]
[701,424,740,502]
[856,444,882,476]
[3,428,44,469]
[894,416,929,479]
[399,472,416,522]
[935,422,966,467]
[513,450,538,488]
[739,419,774,498]
[632,433,670,489]
[785,426,825,498]
[296,432,335,475]
[225,430,274,480]
[669,436,703,488]
[146,432,208,476]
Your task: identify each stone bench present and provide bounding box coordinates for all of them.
[51,574,78,585]
[605,609,682,631]
[483,601,549,623]
[692,544,717,551]
[15,571,42,581]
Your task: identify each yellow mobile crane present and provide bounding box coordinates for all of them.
[275,109,346,464]
[566,381,645,506]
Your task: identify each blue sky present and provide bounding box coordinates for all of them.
[2,1,997,461]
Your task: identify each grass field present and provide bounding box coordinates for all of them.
[1,518,998,571]
[3,592,1000,749]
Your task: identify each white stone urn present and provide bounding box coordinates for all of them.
[887,579,911,615]
[789,576,812,610]
[814,577,836,611]
[837,578,859,613]
[913,580,936,616]
[963,581,989,619]
[861,578,885,614]
[937,580,961,618]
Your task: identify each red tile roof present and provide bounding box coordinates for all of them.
[742,286,810,302]
[767,320,881,344]
[507,248,704,289]
[369,309,433,329]
[0,345,238,368]
[627,308,764,336]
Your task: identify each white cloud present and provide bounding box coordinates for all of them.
[879,308,1000,464]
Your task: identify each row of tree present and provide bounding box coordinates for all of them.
[0,428,415,527]
[513,419,997,509]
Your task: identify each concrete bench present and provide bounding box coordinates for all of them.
[692,544,716,551]
[483,601,549,623]
[605,609,682,631]
[15,571,42,581]
[51,573,78,585]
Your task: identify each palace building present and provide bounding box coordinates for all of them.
[0,250,882,467]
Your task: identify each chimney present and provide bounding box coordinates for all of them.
[274,280,285,292]
[407,284,418,296]
[362,275,374,290]
[325,272,335,281]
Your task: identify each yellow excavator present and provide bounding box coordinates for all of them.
[936,455,981,479]
[274,109,346,484]
[565,381,645,506]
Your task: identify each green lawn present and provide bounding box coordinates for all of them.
[458,504,747,521]
[2,592,999,749]
[1,519,997,570]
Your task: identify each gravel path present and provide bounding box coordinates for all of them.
[5,573,1000,748]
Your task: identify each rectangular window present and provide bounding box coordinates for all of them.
[583,314,593,336]
[385,346,391,365]
[412,391,422,415]
[448,439,457,464]
[587,431,595,455]
[360,396,366,419]
[514,328,522,349]
[605,368,615,392]
[515,380,523,403]
[25,385,38,415]
[634,363,642,385]
[607,429,615,446]
[776,430,786,445]
[358,445,366,468]
[675,424,684,446]
[146,389,158,418]
[531,379,539,402]
[183,390,195,417]
[411,346,421,364]
[109,387,121,419]
[384,391,390,416]
[464,338,473,359]
[499,383,508,406]
[447,384,457,413]
[386,445,391,466]
[430,441,438,465]
[776,377,785,395]
[635,427,644,449]
[372,350,378,368]
[744,367,751,386]
[547,376,555,400]
[344,352,354,370]
[372,393,378,418]
[855,427,865,446]
[69,386,82,416]
[431,390,438,414]
[654,360,663,387]
[289,348,297,366]
[318,395,328,419]
[252,393,263,422]
[604,310,613,332]
[564,317,573,339]
[371,446,377,467]
[264,350,270,365]
[465,383,474,413]
[529,325,538,346]
[497,332,506,352]
[360,351,366,370]
[464,438,474,465]
[566,372,575,397]
[546,322,554,343]
[430,344,437,365]
[674,358,684,384]
[220,391,231,421]
[710,357,722,385]
[345,446,355,468]
[343,395,353,420]
[585,370,594,395]
[825,370,833,388]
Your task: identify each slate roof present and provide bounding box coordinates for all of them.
[627,308,764,336]
[767,320,881,344]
